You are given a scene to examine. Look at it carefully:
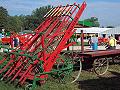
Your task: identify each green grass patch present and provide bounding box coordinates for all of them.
[74,42,89,46]
[0,64,119,90]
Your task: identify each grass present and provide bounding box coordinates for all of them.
[0,64,119,90]
[0,46,120,90]
[74,42,89,46]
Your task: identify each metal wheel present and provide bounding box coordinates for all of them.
[93,57,109,76]
[54,51,82,84]
[112,55,120,64]
[24,84,32,90]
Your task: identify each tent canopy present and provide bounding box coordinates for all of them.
[76,27,111,34]
[101,26,120,34]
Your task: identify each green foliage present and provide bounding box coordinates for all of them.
[24,5,52,30]
[78,20,95,27]
[0,5,52,32]
[0,6,101,32]
[84,17,100,27]
[0,6,24,32]
[0,7,8,29]
[6,16,23,32]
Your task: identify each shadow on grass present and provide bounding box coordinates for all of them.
[78,71,120,90]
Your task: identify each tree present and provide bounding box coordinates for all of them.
[0,7,9,30]
[24,5,53,30]
[84,17,100,27]
[0,6,53,32]
[6,16,23,32]
[32,5,52,23]
[23,15,38,30]
[106,26,114,28]
[0,7,24,32]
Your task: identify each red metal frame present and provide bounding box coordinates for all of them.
[0,1,87,85]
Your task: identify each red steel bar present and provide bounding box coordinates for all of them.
[81,30,84,53]
[0,2,87,85]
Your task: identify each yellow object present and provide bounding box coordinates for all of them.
[109,37,117,47]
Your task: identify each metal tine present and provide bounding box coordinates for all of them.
[65,5,74,16]
[63,6,78,30]
[35,5,73,33]
[30,18,61,51]
[50,4,76,35]
[45,5,75,39]
[2,55,26,79]
[34,7,68,50]
[62,4,74,17]
[35,11,57,32]
[44,7,54,18]
[41,6,75,50]
[61,5,70,16]
[58,4,75,24]
[10,58,31,82]
[61,4,75,21]
[47,6,60,18]
[35,6,63,31]
[54,6,67,17]
[25,15,60,50]
[50,4,73,23]
[65,3,78,21]
[36,5,75,49]
[34,18,50,32]
[28,20,60,53]
[44,7,58,18]
[53,5,72,16]
[20,65,36,85]
[2,63,16,79]
[52,7,62,16]
[36,5,74,32]
[45,6,58,18]
[21,18,56,51]
[64,2,86,35]
[7,61,22,78]
[18,63,34,84]
[55,4,72,17]
[29,11,70,58]
[0,57,7,65]
[53,5,66,17]
[50,6,61,17]
[0,59,14,74]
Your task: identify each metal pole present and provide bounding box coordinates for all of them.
[81,30,84,53]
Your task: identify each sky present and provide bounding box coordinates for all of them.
[0,0,120,27]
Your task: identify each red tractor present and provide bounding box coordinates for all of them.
[1,32,33,48]
[98,37,109,46]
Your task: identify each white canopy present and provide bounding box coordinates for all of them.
[75,27,111,34]
[101,26,120,34]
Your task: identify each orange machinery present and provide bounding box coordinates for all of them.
[1,33,33,47]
